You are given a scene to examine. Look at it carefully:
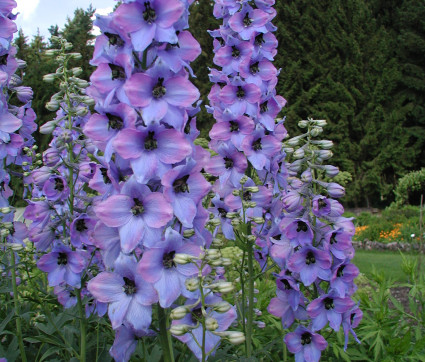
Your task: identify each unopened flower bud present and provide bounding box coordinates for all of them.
[298,120,308,128]
[64,42,73,50]
[287,136,302,147]
[185,278,200,292]
[206,317,219,331]
[45,49,59,56]
[247,201,257,208]
[313,119,327,127]
[207,281,234,293]
[2,222,13,229]
[75,106,88,116]
[323,165,339,178]
[226,212,239,219]
[1,229,10,237]
[82,96,95,106]
[246,235,256,242]
[173,253,194,265]
[283,147,294,154]
[183,229,195,238]
[11,243,23,251]
[169,324,191,336]
[327,182,345,198]
[211,301,232,313]
[72,67,82,76]
[244,186,259,193]
[43,74,56,83]
[252,217,265,225]
[293,148,305,159]
[316,150,333,160]
[310,127,323,137]
[301,169,312,182]
[221,257,232,266]
[211,238,224,247]
[170,306,190,320]
[207,218,221,227]
[70,52,82,60]
[0,207,11,214]
[214,331,245,345]
[232,189,240,196]
[231,218,241,227]
[240,175,249,185]
[76,79,89,88]
[205,249,221,260]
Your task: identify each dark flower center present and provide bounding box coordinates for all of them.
[104,32,124,47]
[76,219,87,232]
[324,297,335,310]
[281,279,292,290]
[231,45,240,58]
[296,221,308,233]
[229,120,239,132]
[260,102,268,113]
[173,175,190,193]
[162,251,176,269]
[273,234,282,240]
[152,77,166,98]
[330,232,338,244]
[123,277,137,295]
[305,251,316,265]
[109,64,126,80]
[144,131,158,151]
[250,61,260,74]
[0,53,8,66]
[236,86,245,99]
[217,37,225,46]
[131,198,144,216]
[243,12,253,27]
[224,157,234,169]
[54,178,64,192]
[191,307,203,324]
[100,167,111,184]
[243,190,251,201]
[337,265,345,277]
[301,332,312,345]
[218,207,227,218]
[252,138,262,151]
[57,252,68,265]
[350,312,356,324]
[106,113,124,130]
[143,2,157,23]
[318,199,327,209]
[255,33,265,46]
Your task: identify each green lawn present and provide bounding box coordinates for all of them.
[353,249,422,283]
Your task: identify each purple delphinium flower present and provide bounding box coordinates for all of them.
[284,325,328,362]
[113,124,192,183]
[88,255,157,331]
[95,177,173,253]
[287,246,332,286]
[137,228,201,307]
[37,245,87,288]
[307,290,356,332]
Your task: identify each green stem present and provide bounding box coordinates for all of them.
[11,251,27,362]
[76,291,87,362]
[158,305,174,362]
[199,284,207,362]
[246,222,254,358]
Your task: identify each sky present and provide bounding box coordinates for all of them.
[15,0,117,40]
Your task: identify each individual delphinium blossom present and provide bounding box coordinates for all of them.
[267,118,361,359]
[284,325,328,362]
[84,2,226,361]
[207,0,288,357]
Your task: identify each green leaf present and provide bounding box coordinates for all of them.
[0,310,14,334]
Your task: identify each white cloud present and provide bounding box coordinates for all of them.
[16,0,41,21]
[91,7,114,36]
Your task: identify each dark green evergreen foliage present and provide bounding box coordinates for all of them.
[189,0,220,137]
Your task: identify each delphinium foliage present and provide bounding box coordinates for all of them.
[83,1,239,361]
[24,37,98,361]
[0,1,37,361]
[206,0,288,358]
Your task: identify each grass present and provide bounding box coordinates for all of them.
[353,249,423,283]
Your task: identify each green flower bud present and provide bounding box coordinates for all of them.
[170,306,190,320]
[169,324,191,336]
[206,317,219,331]
[185,277,200,292]
[298,120,308,128]
[239,175,249,185]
